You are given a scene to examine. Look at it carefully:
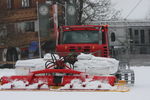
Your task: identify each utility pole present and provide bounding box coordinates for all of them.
[36,1,42,58]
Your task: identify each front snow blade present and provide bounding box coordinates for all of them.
[0,82,130,92]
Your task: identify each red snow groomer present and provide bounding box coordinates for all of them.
[0,25,132,92]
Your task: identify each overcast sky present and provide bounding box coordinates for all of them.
[111,0,150,20]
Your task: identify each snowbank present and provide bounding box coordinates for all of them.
[0,78,114,90]
[15,58,45,68]
[15,53,119,75]
[74,53,119,75]
[15,53,59,68]
[60,79,114,90]
[0,69,15,78]
[0,80,49,90]
[15,58,46,75]
[15,53,59,75]
[0,80,28,89]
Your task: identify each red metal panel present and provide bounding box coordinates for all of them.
[31,69,83,75]
[93,76,116,86]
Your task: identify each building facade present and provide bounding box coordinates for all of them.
[91,20,150,54]
[0,0,65,65]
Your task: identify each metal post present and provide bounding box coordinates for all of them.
[53,3,59,45]
[12,54,15,68]
[65,2,67,25]
[36,1,42,58]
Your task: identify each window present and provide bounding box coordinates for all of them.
[149,30,150,43]
[62,30,101,44]
[110,32,116,42]
[134,30,139,44]
[129,28,133,40]
[25,22,34,32]
[22,0,30,8]
[7,0,12,9]
[140,30,145,44]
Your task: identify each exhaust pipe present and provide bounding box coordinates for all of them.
[0,78,2,85]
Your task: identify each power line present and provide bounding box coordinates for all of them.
[124,0,144,19]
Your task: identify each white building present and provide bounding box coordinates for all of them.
[91,20,150,54]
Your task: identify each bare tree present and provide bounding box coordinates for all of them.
[76,0,121,24]
[145,9,150,20]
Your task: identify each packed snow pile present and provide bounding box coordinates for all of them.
[15,53,119,75]
[60,79,115,90]
[74,53,119,75]
[15,53,59,68]
[0,80,28,89]
[0,79,115,90]
[15,58,45,68]
[15,53,59,75]
[15,53,59,67]
[15,58,46,75]
[0,80,49,90]
[0,69,15,78]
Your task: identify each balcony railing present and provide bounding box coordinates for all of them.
[0,8,37,23]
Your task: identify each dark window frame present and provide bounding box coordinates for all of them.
[134,30,139,44]
[22,0,30,8]
[140,30,145,44]
[149,30,150,44]
[129,28,133,40]
[7,0,12,9]
[25,22,35,32]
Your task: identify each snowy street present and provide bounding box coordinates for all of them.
[0,67,150,100]
[1,0,150,100]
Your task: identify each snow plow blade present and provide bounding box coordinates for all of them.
[0,69,129,92]
[0,84,129,92]
[49,80,129,92]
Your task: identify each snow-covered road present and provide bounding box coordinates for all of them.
[0,67,150,100]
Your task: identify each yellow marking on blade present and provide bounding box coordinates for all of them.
[50,86,62,89]
[116,80,127,86]
[114,80,130,92]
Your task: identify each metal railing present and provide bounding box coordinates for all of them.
[130,45,150,54]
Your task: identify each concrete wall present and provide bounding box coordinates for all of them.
[108,27,128,47]
[130,54,150,66]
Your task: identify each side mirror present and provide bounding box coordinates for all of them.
[129,39,134,43]
[111,32,116,42]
